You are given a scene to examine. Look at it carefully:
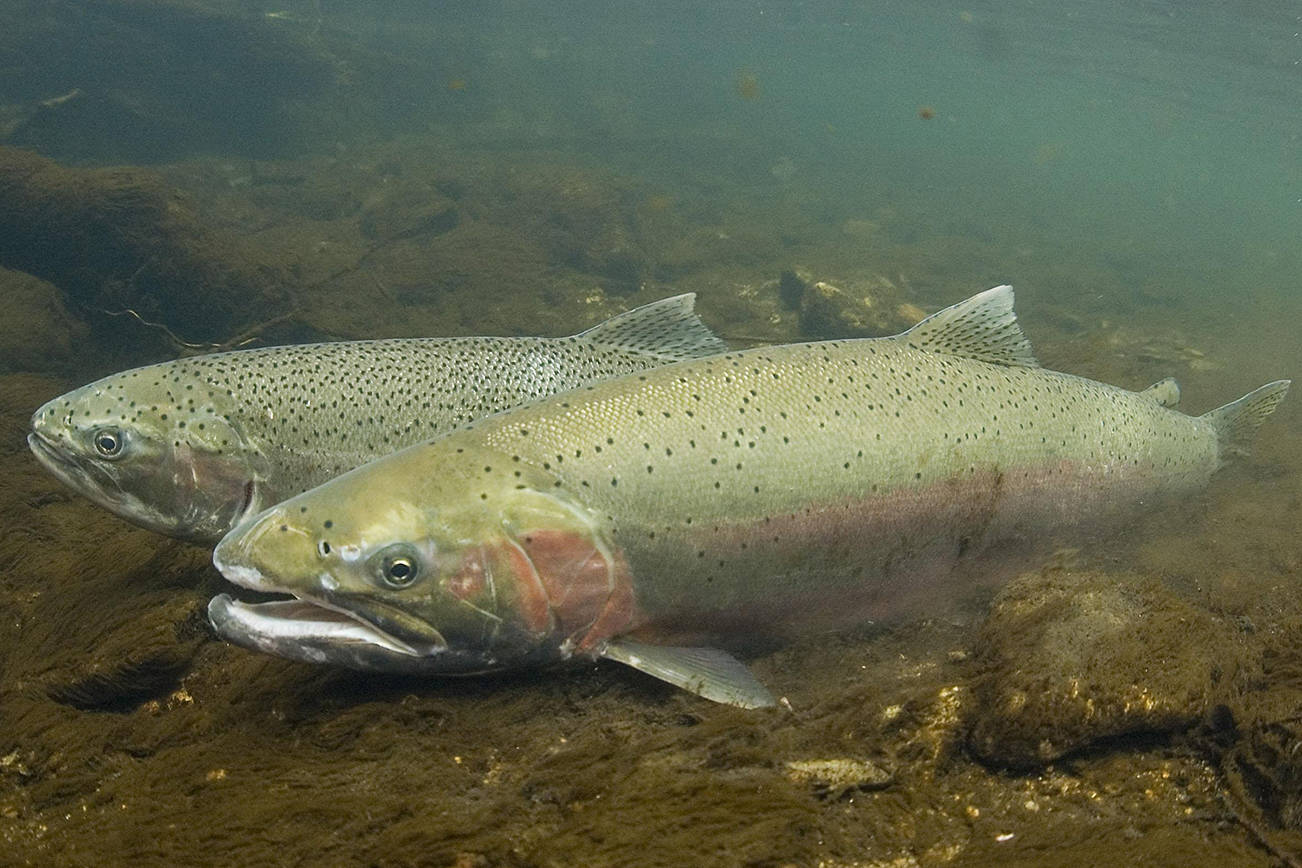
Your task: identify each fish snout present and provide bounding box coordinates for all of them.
[212,532,264,590]
[28,402,69,458]
[28,394,78,449]
[213,507,301,590]
[29,396,60,435]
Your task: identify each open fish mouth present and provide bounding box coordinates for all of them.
[208,593,442,658]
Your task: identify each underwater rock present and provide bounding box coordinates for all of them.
[0,146,292,345]
[359,183,459,241]
[1223,719,1302,835]
[777,268,808,310]
[588,229,649,294]
[0,267,87,373]
[967,570,1241,769]
[796,277,915,339]
[783,757,893,799]
[1211,623,1302,851]
[486,163,651,293]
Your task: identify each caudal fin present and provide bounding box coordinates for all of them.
[576,293,728,360]
[1201,380,1290,460]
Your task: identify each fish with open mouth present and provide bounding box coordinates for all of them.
[28,294,725,542]
[208,285,1289,707]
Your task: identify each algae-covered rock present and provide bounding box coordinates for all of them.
[0,267,87,374]
[967,570,1242,768]
[0,146,292,344]
[0,373,69,455]
[777,268,809,310]
[784,757,894,799]
[797,277,918,339]
[38,594,208,711]
[359,183,459,241]
[1213,625,1302,849]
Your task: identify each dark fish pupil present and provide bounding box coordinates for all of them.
[95,432,120,454]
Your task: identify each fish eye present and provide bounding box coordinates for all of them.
[372,543,421,589]
[92,426,126,459]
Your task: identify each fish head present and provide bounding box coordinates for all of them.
[27,366,270,542]
[211,440,637,674]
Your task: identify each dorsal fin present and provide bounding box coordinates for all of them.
[902,285,1038,368]
[1139,377,1181,408]
[576,293,727,361]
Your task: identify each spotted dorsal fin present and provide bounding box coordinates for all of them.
[902,285,1038,368]
[576,293,728,361]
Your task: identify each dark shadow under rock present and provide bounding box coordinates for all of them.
[39,594,208,712]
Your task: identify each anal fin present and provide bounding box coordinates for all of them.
[600,637,776,709]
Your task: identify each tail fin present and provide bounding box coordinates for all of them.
[576,293,727,361]
[1201,380,1290,460]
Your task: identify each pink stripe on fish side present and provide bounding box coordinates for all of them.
[620,456,1207,641]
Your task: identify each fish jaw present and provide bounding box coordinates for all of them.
[27,427,189,537]
[28,385,267,542]
[212,510,452,661]
[207,595,438,665]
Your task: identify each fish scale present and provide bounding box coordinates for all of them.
[210,285,1289,707]
[156,335,715,481]
[467,326,1219,617]
[29,293,726,541]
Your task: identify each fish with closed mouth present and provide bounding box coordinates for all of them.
[208,285,1289,707]
[28,294,725,542]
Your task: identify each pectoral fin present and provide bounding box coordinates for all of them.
[600,637,777,709]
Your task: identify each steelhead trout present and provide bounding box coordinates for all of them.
[209,286,1289,707]
[28,294,725,542]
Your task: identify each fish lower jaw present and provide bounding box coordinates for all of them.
[28,432,179,536]
[208,594,443,659]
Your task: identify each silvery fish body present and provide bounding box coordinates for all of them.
[210,286,1289,707]
[28,294,726,541]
